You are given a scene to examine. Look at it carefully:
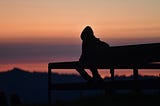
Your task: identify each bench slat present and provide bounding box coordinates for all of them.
[49,61,160,69]
[52,79,160,90]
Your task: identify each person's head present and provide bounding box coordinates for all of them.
[81,26,95,41]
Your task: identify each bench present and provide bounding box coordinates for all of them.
[48,43,160,105]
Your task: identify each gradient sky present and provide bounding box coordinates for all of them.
[0,0,160,75]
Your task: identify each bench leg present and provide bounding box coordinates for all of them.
[48,68,52,106]
[110,68,114,80]
[133,68,138,80]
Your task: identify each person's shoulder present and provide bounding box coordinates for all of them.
[96,38,109,47]
[102,41,110,47]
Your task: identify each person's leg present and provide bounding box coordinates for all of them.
[76,67,92,81]
[90,68,103,82]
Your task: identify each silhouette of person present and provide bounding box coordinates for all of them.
[76,26,109,83]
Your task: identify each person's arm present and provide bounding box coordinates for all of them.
[79,42,87,62]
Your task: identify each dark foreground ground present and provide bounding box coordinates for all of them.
[57,93,160,106]
[21,92,160,106]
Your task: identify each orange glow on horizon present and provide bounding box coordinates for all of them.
[0,63,159,78]
[0,0,160,76]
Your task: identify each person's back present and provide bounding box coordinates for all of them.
[79,26,109,65]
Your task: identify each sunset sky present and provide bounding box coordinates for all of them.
[0,0,160,76]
